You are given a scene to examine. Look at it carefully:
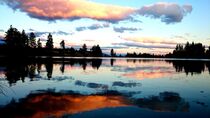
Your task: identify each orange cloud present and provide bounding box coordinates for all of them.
[11,0,135,22]
[123,70,174,80]
[2,1,192,23]
[123,37,178,45]
[0,94,130,118]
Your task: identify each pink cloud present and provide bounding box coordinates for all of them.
[123,37,178,45]
[2,1,192,23]
[5,0,135,22]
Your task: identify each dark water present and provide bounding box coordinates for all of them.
[0,57,210,118]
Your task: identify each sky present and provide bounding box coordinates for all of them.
[0,0,210,54]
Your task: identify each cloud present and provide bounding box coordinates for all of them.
[87,24,103,30]
[138,2,192,24]
[56,31,73,35]
[170,33,197,41]
[76,23,110,31]
[27,30,72,37]
[113,42,175,49]
[123,37,178,45]
[1,0,135,22]
[76,27,87,32]
[1,0,192,24]
[102,46,128,50]
[127,17,142,23]
[28,28,35,32]
[113,27,141,33]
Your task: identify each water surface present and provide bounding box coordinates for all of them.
[0,58,209,118]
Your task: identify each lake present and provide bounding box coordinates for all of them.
[0,57,209,118]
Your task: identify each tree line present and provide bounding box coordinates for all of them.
[0,26,103,57]
[123,42,210,59]
[5,25,53,49]
[166,42,210,58]
[1,26,210,58]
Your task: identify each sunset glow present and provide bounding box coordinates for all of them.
[14,94,130,118]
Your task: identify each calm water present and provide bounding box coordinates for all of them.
[0,57,209,118]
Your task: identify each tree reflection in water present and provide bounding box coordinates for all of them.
[2,58,102,85]
[0,58,210,86]
[166,60,208,75]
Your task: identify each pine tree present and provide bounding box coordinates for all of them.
[37,38,42,48]
[21,30,28,47]
[110,49,116,57]
[5,25,22,47]
[29,32,36,48]
[60,40,65,49]
[46,33,53,49]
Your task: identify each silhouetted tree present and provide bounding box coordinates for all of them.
[82,44,87,52]
[172,42,205,58]
[29,32,36,48]
[110,49,116,57]
[21,30,29,47]
[79,44,87,56]
[37,39,42,48]
[69,47,76,56]
[5,25,22,48]
[91,45,102,57]
[2,26,108,57]
[206,46,210,58]
[60,40,65,49]
[46,33,53,49]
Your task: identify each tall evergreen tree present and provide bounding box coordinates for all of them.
[91,45,102,57]
[110,49,116,57]
[79,44,87,56]
[60,40,65,49]
[82,44,87,52]
[46,33,53,49]
[5,25,22,48]
[37,38,42,48]
[205,46,210,58]
[21,30,28,47]
[29,32,36,48]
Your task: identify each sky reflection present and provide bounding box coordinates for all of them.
[0,58,209,118]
